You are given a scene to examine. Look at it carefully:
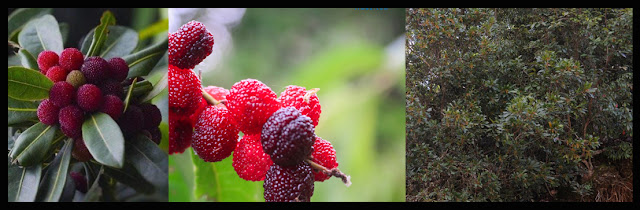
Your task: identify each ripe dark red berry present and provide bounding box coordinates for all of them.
[37,50,59,74]
[99,95,124,120]
[139,103,162,129]
[58,105,84,138]
[147,127,162,145]
[59,48,84,71]
[99,80,124,99]
[192,106,238,162]
[279,85,321,127]
[232,134,273,181]
[168,20,214,69]
[263,162,315,202]
[311,137,337,182]
[49,81,75,107]
[117,105,144,138]
[107,57,129,82]
[37,99,60,125]
[261,107,315,167]
[45,66,69,82]
[168,65,202,114]
[76,84,103,112]
[72,137,93,162]
[226,79,281,135]
[81,56,109,85]
[169,109,193,154]
[69,171,88,193]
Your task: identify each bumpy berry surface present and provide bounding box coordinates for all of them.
[76,84,103,112]
[37,50,59,74]
[311,137,338,182]
[49,81,75,107]
[261,107,315,167]
[100,80,124,99]
[69,171,88,193]
[168,65,202,114]
[203,86,229,102]
[45,66,69,82]
[192,106,238,162]
[72,137,93,162]
[232,134,273,181]
[107,57,129,82]
[279,85,322,127]
[59,105,84,138]
[117,105,144,138]
[226,79,281,135]
[80,56,109,84]
[99,95,124,120]
[147,127,162,145]
[140,103,162,129]
[37,99,59,125]
[168,21,214,69]
[263,163,315,202]
[65,70,86,88]
[59,48,84,71]
[169,109,193,154]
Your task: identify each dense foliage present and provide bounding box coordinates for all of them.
[406,8,632,202]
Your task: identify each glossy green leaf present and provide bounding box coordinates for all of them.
[86,11,116,57]
[8,97,39,126]
[8,8,53,42]
[36,138,72,202]
[18,48,40,71]
[139,72,167,103]
[123,37,168,78]
[8,156,42,202]
[8,66,53,101]
[103,163,154,194]
[17,14,63,56]
[123,77,137,112]
[81,25,139,60]
[125,135,168,192]
[82,112,125,168]
[9,122,58,166]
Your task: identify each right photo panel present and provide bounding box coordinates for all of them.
[405,8,633,202]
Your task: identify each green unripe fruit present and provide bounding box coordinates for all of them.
[66,70,86,88]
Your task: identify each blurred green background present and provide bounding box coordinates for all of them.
[168,8,406,202]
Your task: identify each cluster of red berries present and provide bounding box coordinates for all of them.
[35,48,162,162]
[168,21,347,202]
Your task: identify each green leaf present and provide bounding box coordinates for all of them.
[8,156,42,202]
[80,25,139,60]
[103,163,155,194]
[18,48,40,71]
[8,66,54,101]
[191,148,264,202]
[83,166,104,202]
[123,36,168,78]
[86,11,116,57]
[8,8,53,42]
[82,112,125,168]
[8,97,39,126]
[125,135,168,192]
[138,18,168,41]
[139,72,168,103]
[9,122,58,166]
[36,138,72,202]
[123,77,138,112]
[17,14,63,56]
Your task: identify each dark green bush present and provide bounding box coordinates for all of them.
[406,8,632,202]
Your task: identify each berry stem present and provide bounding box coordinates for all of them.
[202,89,223,106]
[305,159,351,187]
[303,88,320,103]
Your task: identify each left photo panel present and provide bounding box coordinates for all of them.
[8,8,169,202]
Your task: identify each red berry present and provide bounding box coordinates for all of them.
[192,106,238,162]
[59,48,84,71]
[279,85,321,127]
[168,21,214,69]
[168,65,202,114]
[169,109,193,154]
[45,66,69,82]
[263,162,315,202]
[203,85,229,102]
[232,134,273,181]
[139,103,162,129]
[76,84,103,112]
[107,57,129,82]
[147,127,162,145]
[311,137,337,182]
[37,50,59,74]
[117,105,144,138]
[59,105,84,138]
[69,171,88,193]
[72,137,93,162]
[37,99,60,125]
[99,79,124,99]
[99,95,124,120]
[261,107,315,167]
[49,81,75,107]
[81,56,109,85]
[226,79,281,135]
